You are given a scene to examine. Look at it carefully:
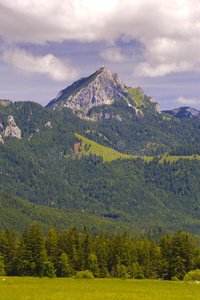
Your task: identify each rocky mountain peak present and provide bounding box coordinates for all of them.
[47,67,127,114]
[46,67,161,118]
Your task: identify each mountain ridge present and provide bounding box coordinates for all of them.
[46,67,161,118]
[163,106,200,119]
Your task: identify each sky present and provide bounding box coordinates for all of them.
[1,0,200,110]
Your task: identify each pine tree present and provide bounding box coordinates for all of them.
[170,230,195,279]
[14,236,28,276]
[0,253,5,276]
[136,238,151,278]
[57,253,72,277]
[87,253,99,277]
[45,226,59,266]
[81,225,92,270]
[159,234,171,279]
[24,222,47,276]
[94,232,110,277]
[60,226,83,271]
[149,239,162,278]
[0,228,17,275]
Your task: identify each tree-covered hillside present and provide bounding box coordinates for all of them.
[84,102,200,156]
[1,100,200,235]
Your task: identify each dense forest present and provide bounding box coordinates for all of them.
[1,100,200,235]
[0,223,200,280]
[169,145,200,156]
[1,145,200,235]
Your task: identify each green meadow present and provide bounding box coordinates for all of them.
[75,132,200,164]
[1,277,200,300]
[159,152,200,163]
[75,133,134,162]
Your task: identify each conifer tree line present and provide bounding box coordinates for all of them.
[0,222,200,280]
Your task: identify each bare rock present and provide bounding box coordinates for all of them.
[0,100,11,107]
[155,103,161,113]
[115,115,122,121]
[149,97,161,113]
[47,67,162,120]
[0,123,4,133]
[50,67,127,114]
[149,97,156,103]
[0,134,4,144]
[45,121,52,128]
[4,115,22,138]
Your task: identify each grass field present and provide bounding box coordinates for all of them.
[75,133,200,164]
[159,152,200,163]
[75,133,134,162]
[1,277,200,300]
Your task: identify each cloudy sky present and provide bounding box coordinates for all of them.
[1,0,200,110]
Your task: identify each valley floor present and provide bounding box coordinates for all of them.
[1,277,200,300]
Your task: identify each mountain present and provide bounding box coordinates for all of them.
[163,106,200,119]
[1,70,200,235]
[46,67,161,119]
[45,68,200,156]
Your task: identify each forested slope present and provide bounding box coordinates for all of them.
[1,100,200,235]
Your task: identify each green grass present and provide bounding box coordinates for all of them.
[75,133,200,164]
[126,88,146,107]
[162,115,171,121]
[159,153,200,163]
[1,277,200,300]
[75,133,134,162]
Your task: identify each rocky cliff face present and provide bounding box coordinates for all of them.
[0,134,4,144]
[0,116,22,142]
[47,67,160,118]
[48,67,127,113]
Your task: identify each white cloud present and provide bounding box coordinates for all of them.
[134,61,193,77]
[2,48,78,81]
[1,0,200,77]
[176,96,200,106]
[0,0,118,44]
[100,47,125,62]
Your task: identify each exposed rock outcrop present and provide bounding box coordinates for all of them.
[149,97,156,103]
[0,134,4,144]
[45,121,52,128]
[155,103,161,113]
[0,100,11,107]
[80,112,122,122]
[149,97,161,113]
[4,115,22,138]
[0,123,4,133]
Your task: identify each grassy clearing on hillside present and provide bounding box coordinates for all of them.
[75,133,134,162]
[162,115,171,121]
[1,277,200,300]
[75,133,200,164]
[126,88,146,107]
[159,153,200,163]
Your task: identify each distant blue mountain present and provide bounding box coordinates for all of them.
[163,106,200,119]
